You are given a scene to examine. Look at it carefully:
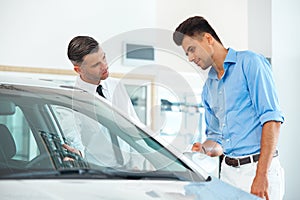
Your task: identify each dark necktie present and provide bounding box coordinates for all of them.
[96,85,105,98]
[96,84,124,164]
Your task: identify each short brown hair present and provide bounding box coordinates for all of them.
[67,36,99,65]
[173,16,222,46]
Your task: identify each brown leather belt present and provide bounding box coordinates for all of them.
[224,150,278,167]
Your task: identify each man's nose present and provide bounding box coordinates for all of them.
[100,61,108,69]
[188,53,194,62]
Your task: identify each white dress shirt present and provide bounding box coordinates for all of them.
[75,76,139,121]
[62,76,143,168]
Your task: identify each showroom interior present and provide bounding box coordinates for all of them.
[0,0,299,199]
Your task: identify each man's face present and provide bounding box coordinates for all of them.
[181,34,214,70]
[77,47,109,85]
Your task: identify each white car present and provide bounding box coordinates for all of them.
[0,75,260,199]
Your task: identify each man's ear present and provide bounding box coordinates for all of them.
[74,65,81,73]
[204,33,213,44]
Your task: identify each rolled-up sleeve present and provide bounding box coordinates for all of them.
[243,54,284,126]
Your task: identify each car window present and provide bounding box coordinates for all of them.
[51,105,153,170]
[51,104,187,173]
[0,105,40,162]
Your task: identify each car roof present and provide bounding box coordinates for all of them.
[0,74,83,92]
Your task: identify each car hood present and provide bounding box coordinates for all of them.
[0,177,259,200]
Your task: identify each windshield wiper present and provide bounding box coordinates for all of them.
[57,168,189,181]
[54,168,186,180]
[101,168,186,181]
[0,168,188,181]
[57,168,120,179]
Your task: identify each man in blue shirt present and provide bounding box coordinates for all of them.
[173,16,284,200]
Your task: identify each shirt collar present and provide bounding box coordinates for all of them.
[75,76,98,95]
[224,48,237,65]
[208,48,237,80]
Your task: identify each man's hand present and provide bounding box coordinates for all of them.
[62,144,82,161]
[251,173,269,200]
[192,142,204,152]
[192,140,223,156]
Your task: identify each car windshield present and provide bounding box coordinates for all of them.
[0,83,203,182]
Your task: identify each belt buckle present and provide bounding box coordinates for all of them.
[226,156,241,168]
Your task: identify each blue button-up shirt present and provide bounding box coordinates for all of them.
[202,48,284,156]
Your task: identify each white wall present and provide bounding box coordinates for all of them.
[272,0,300,199]
[248,0,272,57]
[0,0,156,69]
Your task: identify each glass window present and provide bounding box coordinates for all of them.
[0,106,39,162]
[50,104,188,173]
